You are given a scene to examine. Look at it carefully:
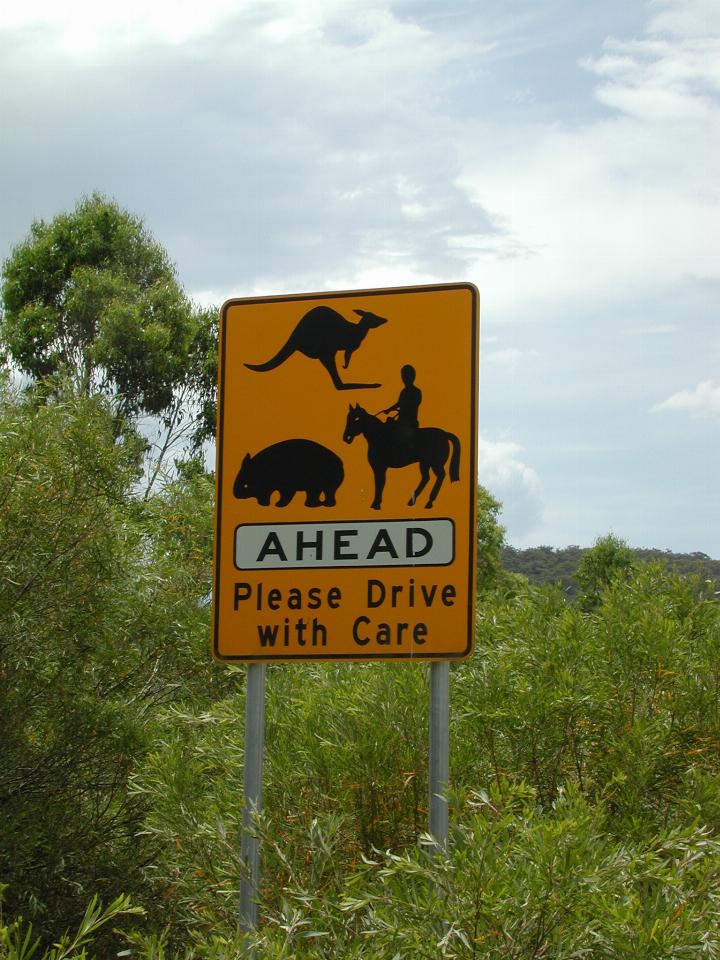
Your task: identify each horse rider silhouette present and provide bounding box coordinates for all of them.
[380,364,421,456]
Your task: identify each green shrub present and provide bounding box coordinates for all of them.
[454,567,720,835]
[0,890,141,960]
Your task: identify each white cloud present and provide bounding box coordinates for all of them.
[478,437,539,487]
[653,379,720,417]
[587,32,720,122]
[623,324,678,336]
[477,436,542,540]
[485,348,524,370]
[1,0,717,560]
[190,289,230,310]
[648,0,720,39]
[457,0,720,318]
[0,0,241,51]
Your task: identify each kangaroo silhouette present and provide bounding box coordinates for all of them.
[244,305,387,390]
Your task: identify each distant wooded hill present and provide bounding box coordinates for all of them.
[502,545,720,598]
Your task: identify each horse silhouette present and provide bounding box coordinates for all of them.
[343,404,460,510]
[245,305,387,390]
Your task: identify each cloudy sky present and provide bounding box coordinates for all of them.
[2,0,718,555]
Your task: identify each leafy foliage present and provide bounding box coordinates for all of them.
[575,533,636,609]
[3,371,719,956]
[0,380,228,949]
[475,485,508,593]
[123,564,720,957]
[455,566,720,828]
[3,196,181,413]
[0,380,148,929]
[251,790,720,959]
[3,198,720,959]
[503,541,720,598]
[0,890,142,960]
[0,195,217,475]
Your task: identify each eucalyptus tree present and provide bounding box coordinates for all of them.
[0,194,216,487]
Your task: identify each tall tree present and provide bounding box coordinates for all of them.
[0,378,148,940]
[0,377,225,948]
[575,533,636,609]
[476,484,507,591]
[0,195,216,483]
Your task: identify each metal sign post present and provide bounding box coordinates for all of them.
[239,662,266,940]
[428,660,449,854]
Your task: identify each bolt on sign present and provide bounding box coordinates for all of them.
[213,283,479,662]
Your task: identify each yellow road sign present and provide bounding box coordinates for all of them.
[213,283,479,662]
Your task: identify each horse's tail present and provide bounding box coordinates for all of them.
[447,432,461,482]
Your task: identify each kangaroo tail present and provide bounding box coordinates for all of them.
[244,336,296,372]
[447,432,461,482]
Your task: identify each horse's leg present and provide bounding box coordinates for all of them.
[371,466,386,510]
[425,464,446,508]
[409,464,430,506]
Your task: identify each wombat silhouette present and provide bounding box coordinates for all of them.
[244,305,387,390]
[233,439,344,507]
